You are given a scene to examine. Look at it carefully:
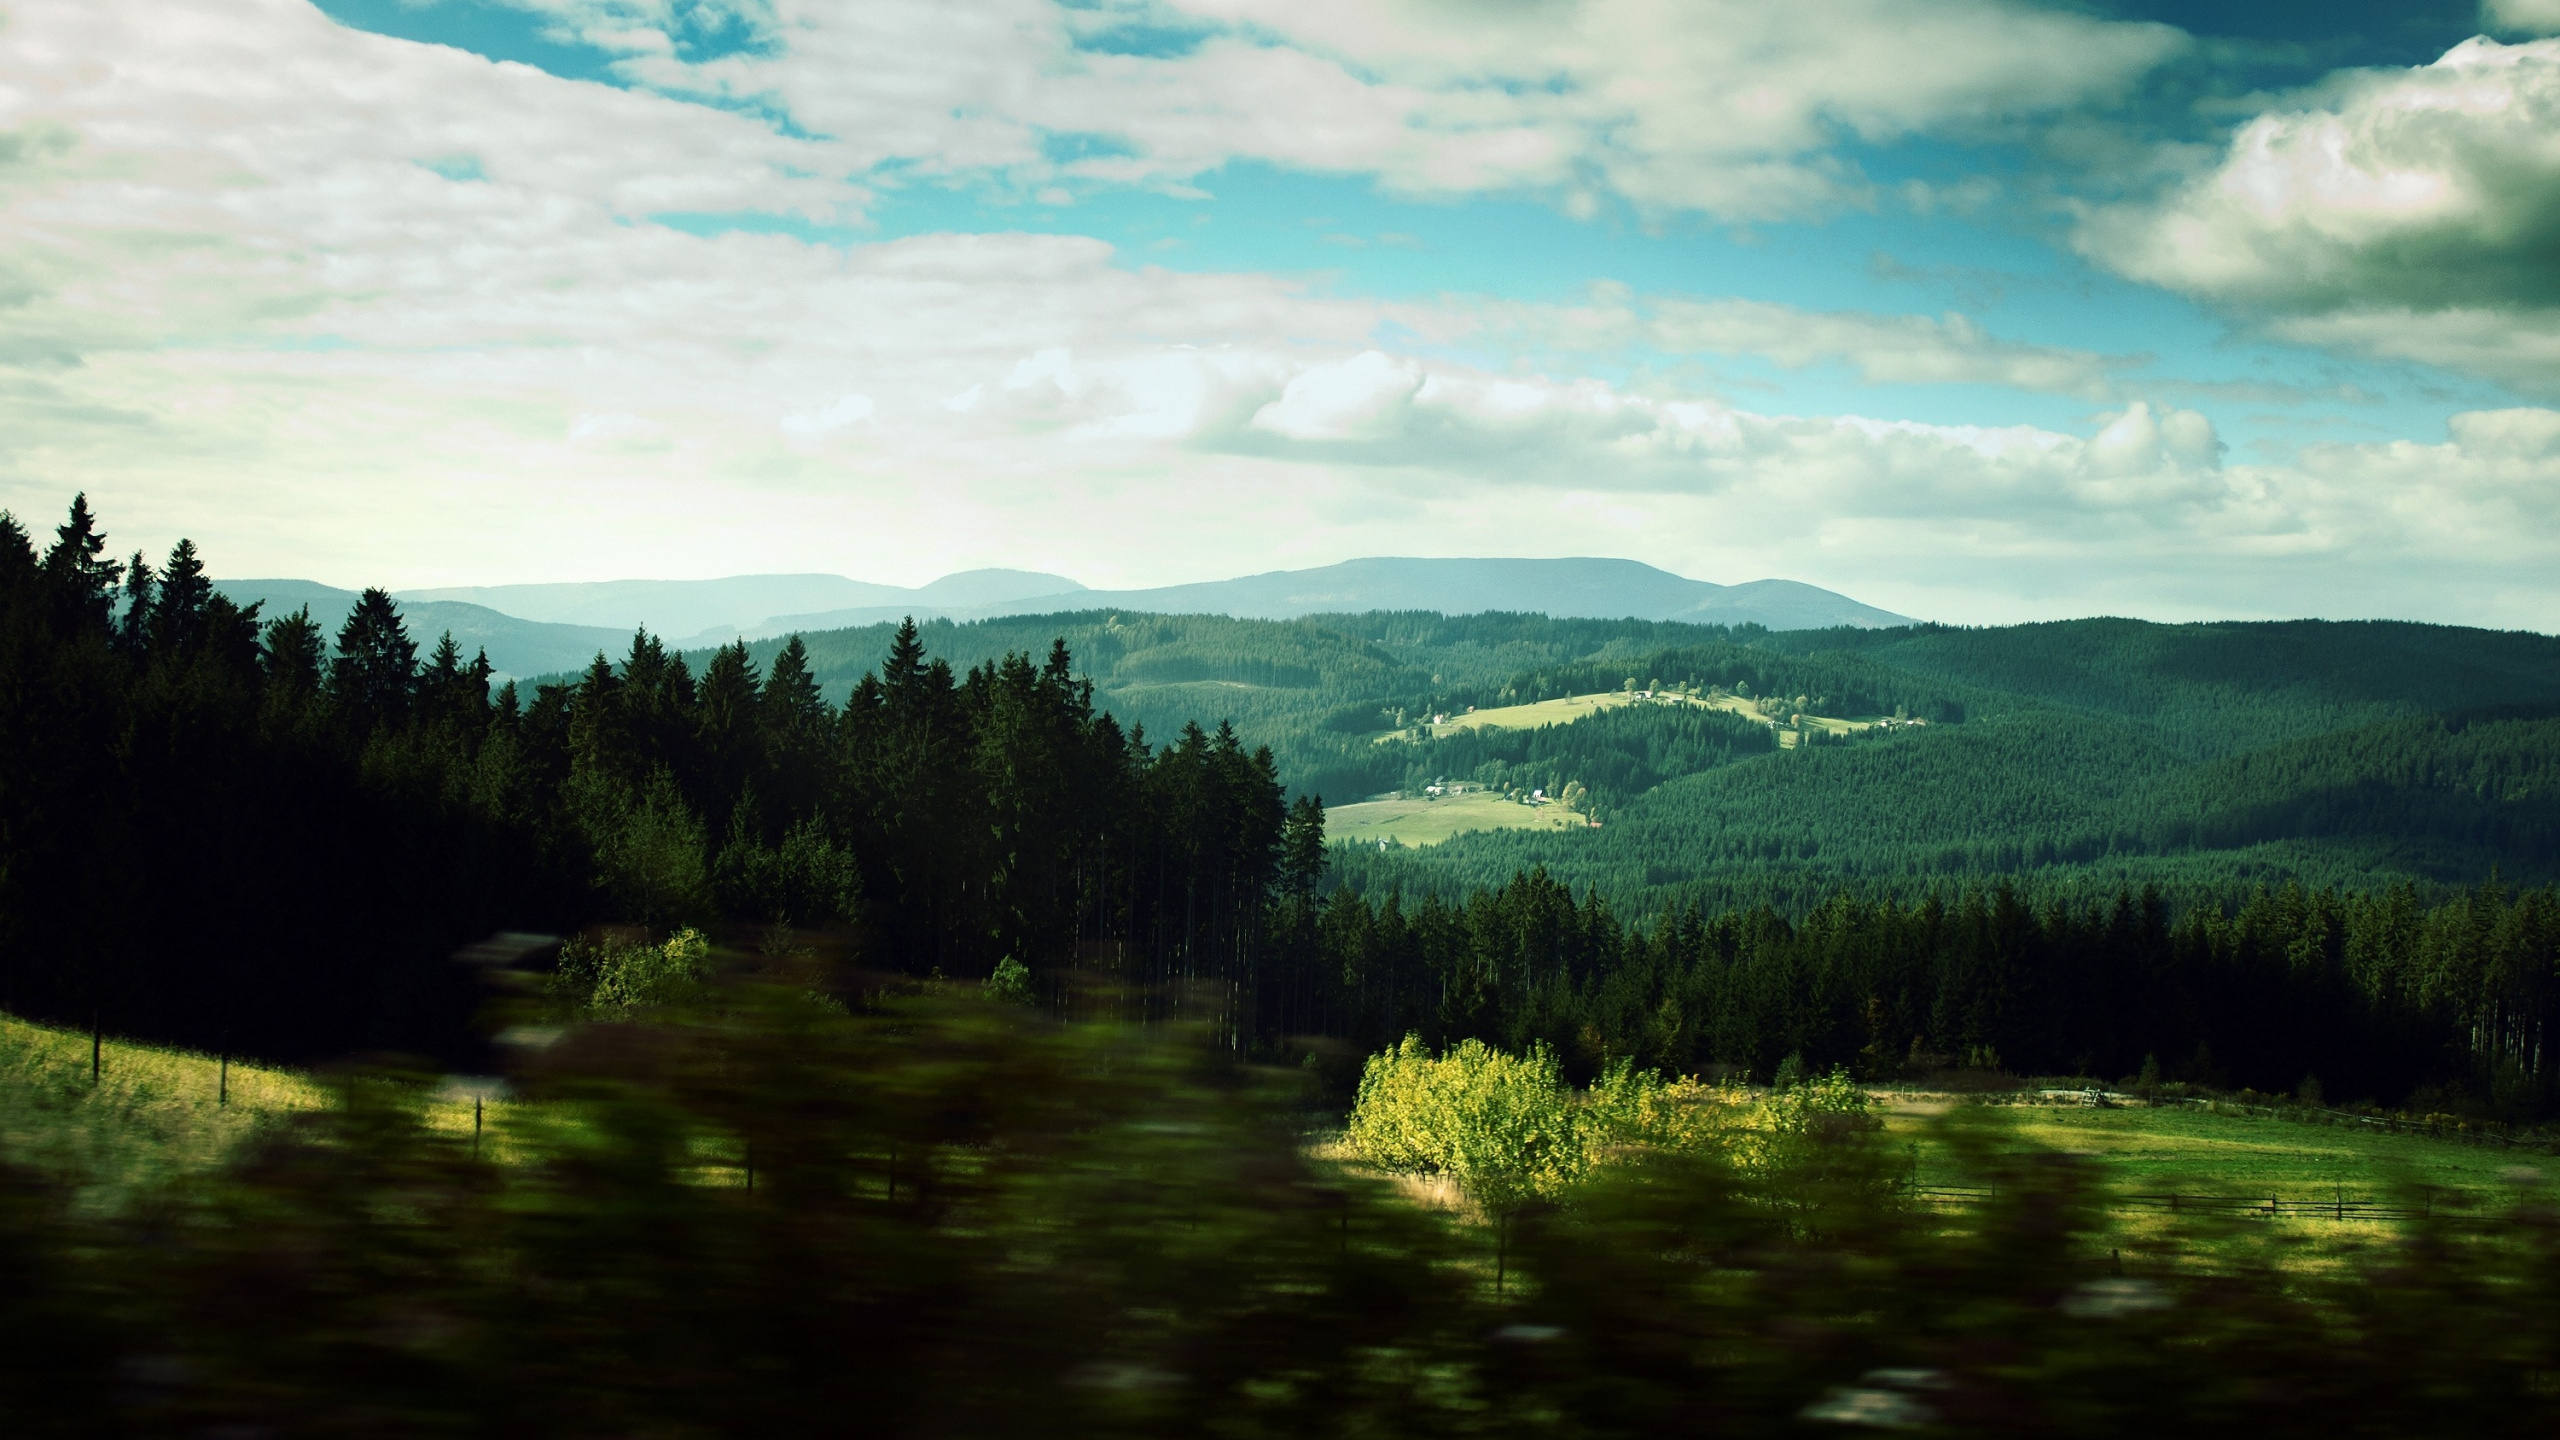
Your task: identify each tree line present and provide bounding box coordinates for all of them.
[1304,867,2559,1117]
[6,495,2555,1114]
[0,497,1315,1061]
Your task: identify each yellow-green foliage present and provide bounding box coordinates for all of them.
[0,1013,322,1211]
[557,927,711,1015]
[1349,1040,1876,1212]
[1724,1068,1878,1172]
[1347,1035,1590,1211]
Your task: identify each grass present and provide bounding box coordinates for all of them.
[1879,1095,2559,1273]
[1415,691,1644,736]
[1884,1095,2556,1195]
[0,1013,535,1211]
[1325,790,1596,847]
[0,1013,325,1211]
[1396,689,1880,751]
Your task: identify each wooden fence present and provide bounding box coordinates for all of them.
[1905,1183,2456,1222]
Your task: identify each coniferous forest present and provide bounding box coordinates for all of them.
[9,496,2560,1436]
[2,495,2556,1116]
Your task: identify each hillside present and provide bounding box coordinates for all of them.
[662,609,2560,912]
[960,557,1912,630]
[400,568,1086,646]
[276,556,1906,646]
[214,579,633,679]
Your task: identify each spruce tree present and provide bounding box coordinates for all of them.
[1280,795,1328,898]
[150,537,212,655]
[117,551,155,655]
[765,635,825,736]
[329,588,416,730]
[42,493,123,630]
[0,510,34,586]
[261,606,325,707]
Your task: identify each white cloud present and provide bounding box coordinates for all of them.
[2485,0,2560,35]
[503,0,2183,221]
[1553,296,2139,398]
[1250,351,1422,440]
[2082,36,2560,387]
[780,393,875,435]
[0,0,2554,629]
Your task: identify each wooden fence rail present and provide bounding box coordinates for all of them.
[1905,1183,2454,1222]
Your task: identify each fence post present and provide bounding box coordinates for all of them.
[472,1095,483,1160]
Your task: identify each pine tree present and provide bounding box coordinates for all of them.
[117,552,155,655]
[42,494,123,630]
[0,510,34,587]
[765,635,825,736]
[150,538,212,656]
[261,606,325,709]
[329,588,416,730]
[1281,795,1328,898]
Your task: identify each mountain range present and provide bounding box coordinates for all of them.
[216,558,1911,679]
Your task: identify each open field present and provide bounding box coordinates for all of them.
[1396,689,1881,749]
[1326,790,1595,847]
[1417,690,1641,736]
[1883,1095,2556,1200]
[0,1014,530,1210]
[0,1013,325,1210]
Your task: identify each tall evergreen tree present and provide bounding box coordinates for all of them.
[150,537,212,656]
[329,588,417,729]
[42,493,123,631]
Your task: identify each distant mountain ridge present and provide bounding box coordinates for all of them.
[397,568,1087,644]
[217,558,1910,676]
[212,579,632,680]
[695,558,1910,642]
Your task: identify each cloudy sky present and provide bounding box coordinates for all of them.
[4,0,2558,625]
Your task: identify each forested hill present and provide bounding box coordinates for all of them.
[666,610,2560,911]
[7,495,2555,1116]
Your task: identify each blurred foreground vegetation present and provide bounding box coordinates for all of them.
[7,960,2560,1438]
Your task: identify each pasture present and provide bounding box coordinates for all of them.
[0,1013,324,1210]
[1401,688,1878,750]
[0,1014,521,1210]
[1325,790,1596,847]
[1887,1093,2555,1194]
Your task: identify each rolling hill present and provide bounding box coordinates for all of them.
[317,557,1906,644]
[657,608,2560,913]
[212,579,632,679]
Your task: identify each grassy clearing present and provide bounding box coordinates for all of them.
[0,1013,538,1209]
[1398,689,1881,750]
[0,1013,325,1211]
[1879,1095,2558,1273]
[1884,1095,2556,1195]
[1414,691,1642,736]
[1325,790,1595,847]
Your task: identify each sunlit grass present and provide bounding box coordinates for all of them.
[1883,1098,2558,1194]
[1881,1095,2557,1273]
[1325,790,1596,846]
[0,1012,324,1211]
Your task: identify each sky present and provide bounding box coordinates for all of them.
[2,1,2558,626]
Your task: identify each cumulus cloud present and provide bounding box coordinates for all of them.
[2485,1,2560,35]
[1449,291,2142,398]
[1644,299,2135,398]
[1,0,2554,627]
[2082,36,2560,387]
[498,0,2183,220]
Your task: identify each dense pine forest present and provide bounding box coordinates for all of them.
[3,496,2556,1115]
[711,607,2560,911]
[0,497,1309,1063]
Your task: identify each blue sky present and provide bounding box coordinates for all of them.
[5,0,2559,625]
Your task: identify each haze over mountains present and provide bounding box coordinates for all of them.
[217,558,1911,679]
